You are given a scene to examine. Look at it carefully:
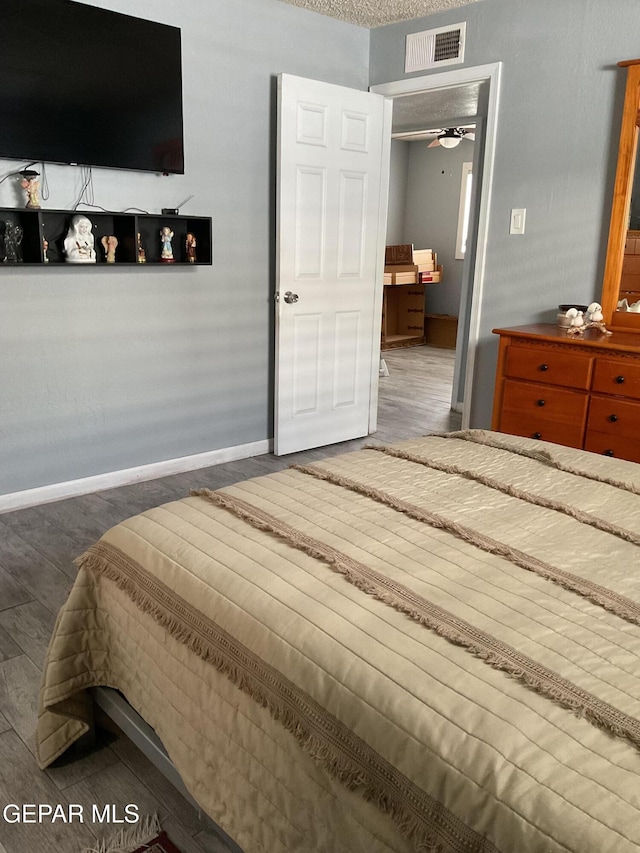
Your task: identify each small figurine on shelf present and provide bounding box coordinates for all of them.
[185,232,197,263]
[136,232,146,263]
[63,215,96,263]
[101,234,118,263]
[19,169,41,209]
[2,219,24,263]
[159,225,175,263]
[42,236,49,263]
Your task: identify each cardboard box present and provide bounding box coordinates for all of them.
[424,313,458,348]
[413,249,434,264]
[384,263,419,284]
[420,264,443,284]
[393,271,418,284]
[384,264,419,273]
[385,244,414,265]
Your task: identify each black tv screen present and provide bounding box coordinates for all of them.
[0,0,184,174]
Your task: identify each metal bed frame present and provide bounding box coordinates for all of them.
[93,686,244,853]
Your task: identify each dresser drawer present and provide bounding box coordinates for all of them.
[592,357,640,401]
[586,394,640,439]
[584,430,640,463]
[505,345,593,390]
[498,380,588,447]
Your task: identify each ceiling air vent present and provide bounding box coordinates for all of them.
[405,23,466,73]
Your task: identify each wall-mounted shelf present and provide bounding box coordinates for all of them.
[0,207,212,266]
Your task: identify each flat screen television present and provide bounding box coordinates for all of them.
[0,0,184,174]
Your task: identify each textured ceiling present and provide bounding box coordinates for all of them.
[275,0,482,28]
[391,82,486,133]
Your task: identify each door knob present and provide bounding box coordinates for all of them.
[284,291,299,304]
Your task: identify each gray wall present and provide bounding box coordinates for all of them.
[0,0,369,495]
[386,140,410,244]
[5,0,638,495]
[386,138,471,317]
[371,0,640,427]
[404,139,472,316]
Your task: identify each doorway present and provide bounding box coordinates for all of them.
[371,63,502,430]
[385,122,477,414]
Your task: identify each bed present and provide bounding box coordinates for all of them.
[36,430,640,853]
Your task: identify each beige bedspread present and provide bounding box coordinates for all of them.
[37,430,640,853]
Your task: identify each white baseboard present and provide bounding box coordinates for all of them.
[0,439,272,515]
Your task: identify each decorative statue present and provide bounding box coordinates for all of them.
[42,236,49,263]
[101,234,118,263]
[2,219,24,263]
[185,232,197,263]
[63,215,96,263]
[159,225,174,263]
[136,232,146,263]
[563,308,584,334]
[568,308,584,328]
[19,170,41,209]
[566,302,612,337]
[586,302,604,324]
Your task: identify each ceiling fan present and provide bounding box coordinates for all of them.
[427,127,476,149]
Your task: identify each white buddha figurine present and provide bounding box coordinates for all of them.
[64,215,96,263]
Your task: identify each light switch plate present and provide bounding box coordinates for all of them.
[510,208,526,235]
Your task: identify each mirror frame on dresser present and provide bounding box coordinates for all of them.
[601,59,640,329]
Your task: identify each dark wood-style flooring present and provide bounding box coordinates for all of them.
[0,345,461,853]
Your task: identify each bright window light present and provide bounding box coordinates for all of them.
[455,162,473,259]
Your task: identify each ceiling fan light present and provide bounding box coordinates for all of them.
[439,136,461,148]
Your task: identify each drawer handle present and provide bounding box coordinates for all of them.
[604,449,615,457]
[536,399,545,407]
[615,375,625,384]
[538,364,549,372]
[608,414,619,422]
[532,432,542,440]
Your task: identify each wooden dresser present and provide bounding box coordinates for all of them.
[492,324,640,463]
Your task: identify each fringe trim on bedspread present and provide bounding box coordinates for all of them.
[83,814,160,853]
[193,484,640,754]
[366,444,640,547]
[289,461,640,627]
[75,542,496,853]
[435,430,640,496]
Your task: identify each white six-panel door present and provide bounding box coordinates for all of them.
[275,73,391,455]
